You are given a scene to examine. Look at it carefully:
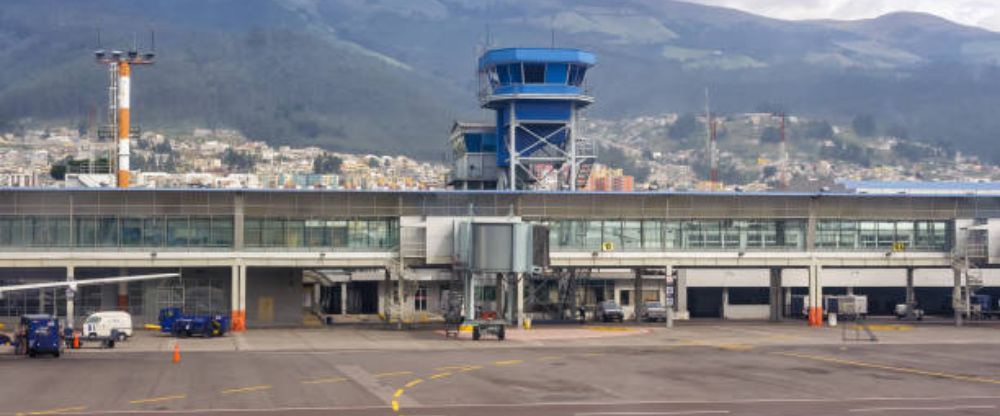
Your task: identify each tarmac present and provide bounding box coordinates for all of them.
[3,319,1000,415]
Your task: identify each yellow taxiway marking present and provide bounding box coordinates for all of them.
[776,352,1000,385]
[221,385,272,394]
[717,343,754,351]
[20,406,87,415]
[391,399,400,412]
[301,376,347,385]
[459,365,483,372]
[493,359,523,366]
[394,389,405,398]
[586,326,634,332]
[847,324,913,332]
[129,394,187,404]
[434,365,471,371]
[375,371,414,379]
[581,352,605,357]
[404,378,424,388]
[429,372,452,379]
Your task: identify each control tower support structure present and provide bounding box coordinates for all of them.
[478,48,596,190]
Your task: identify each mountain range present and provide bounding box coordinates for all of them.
[2,0,1000,161]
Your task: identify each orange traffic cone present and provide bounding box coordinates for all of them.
[72,332,80,349]
[172,343,181,364]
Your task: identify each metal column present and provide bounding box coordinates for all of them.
[516,272,524,328]
[905,267,916,318]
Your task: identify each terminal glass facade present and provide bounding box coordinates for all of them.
[0,215,399,251]
[0,215,234,249]
[244,218,398,250]
[815,220,951,251]
[547,219,807,251]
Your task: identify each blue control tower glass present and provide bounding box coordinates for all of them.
[478,48,596,190]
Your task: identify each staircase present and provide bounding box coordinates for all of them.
[574,136,597,190]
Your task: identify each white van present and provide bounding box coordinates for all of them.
[83,311,133,341]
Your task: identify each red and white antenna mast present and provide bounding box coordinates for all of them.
[95,31,155,188]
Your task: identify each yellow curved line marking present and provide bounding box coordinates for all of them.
[391,400,400,412]
[429,372,452,379]
[221,385,272,394]
[130,394,187,404]
[23,406,86,415]
[404,378,424,388]
[493,359,523,366]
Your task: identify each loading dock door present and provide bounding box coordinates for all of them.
[688,287,723,318]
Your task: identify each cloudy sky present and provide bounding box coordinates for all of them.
[684,0,1000,32]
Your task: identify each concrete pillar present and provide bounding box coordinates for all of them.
[396,268,404,329]
[808,264,824,327]
[230,264,246,331]
[769,267,782,322]
[953,267,963,327]
[721,286,729,319]
[383,269,392,322]
[340,282,347,315]
[905,267,916,310]
[516,273,524,328]
[676,270,688,319]
[633,268,642,322]
[66,266,75,330]
[665,264,674,328]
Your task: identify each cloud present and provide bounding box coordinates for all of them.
[682,0,1000,32]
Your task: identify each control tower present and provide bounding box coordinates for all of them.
[478,48,596,190]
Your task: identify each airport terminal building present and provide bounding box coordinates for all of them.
[1,188,998,330]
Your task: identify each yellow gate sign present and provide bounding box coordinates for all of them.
[601,241,615,252]
[892,241,906,252]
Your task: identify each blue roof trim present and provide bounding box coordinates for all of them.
[479,48,597,70]
[0,187,998,199]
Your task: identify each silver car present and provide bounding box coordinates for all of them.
[640,301,667,322]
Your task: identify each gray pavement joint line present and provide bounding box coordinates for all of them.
[337,364,421,407]
[574,412,730,416]
[774,351,1000,385]
[25,396,1000,415]
[848,405,997,413]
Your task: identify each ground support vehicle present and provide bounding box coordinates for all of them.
[14,314,63,358]
[159,308,229,338]
[468,311,505,341]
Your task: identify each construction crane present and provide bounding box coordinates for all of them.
[94,31,155,188]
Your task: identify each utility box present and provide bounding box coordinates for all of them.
[826,295,868,316]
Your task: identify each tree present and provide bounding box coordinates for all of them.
[49,163,67,180]
[313,152,343,174]
[852,115,877,137]
[668,114,699,140]
[222,148,256,172]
